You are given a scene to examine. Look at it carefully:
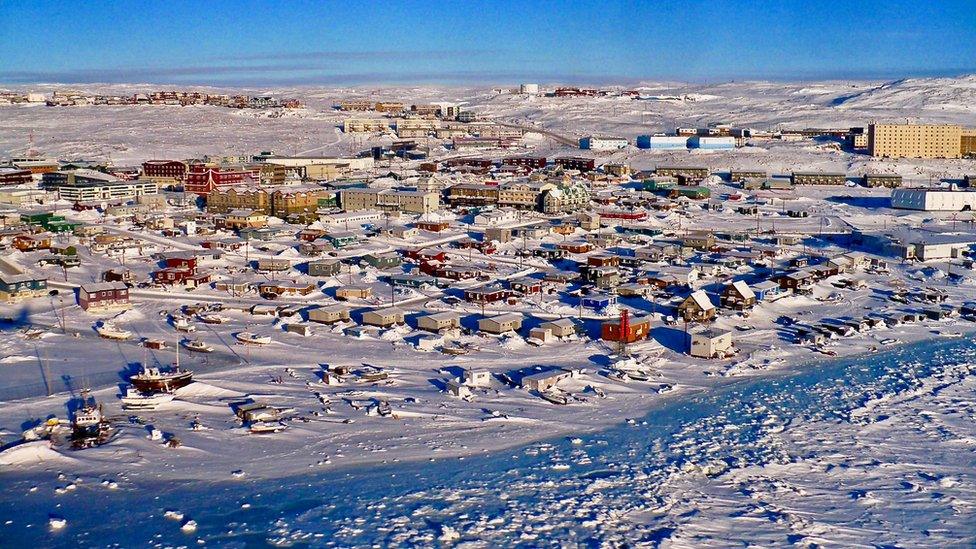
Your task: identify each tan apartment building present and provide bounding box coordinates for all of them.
[962,128,976,157]
[868,123,962,159]
[343,118,389,133]
[207,188,270,214]
[340,188,439,214]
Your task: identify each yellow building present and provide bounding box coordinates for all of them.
[962,128,976,157]
[342,118,388,133]
[340,188,439,214]
[207,188,270,214]
[868,123,962,159]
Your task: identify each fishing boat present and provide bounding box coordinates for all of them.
[182,339,214,353]
[172,316,196,333]
[236,332,271,345]
[95,321,131,340]
[71,391,111,448]
[197,313,230,325]
[120,387,175,410]
[130,365,194,393]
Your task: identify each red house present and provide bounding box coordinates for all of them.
[464,285,511,303]
[164,254,198,271]
[406,248,447,262]
[601,310,652,343]
[152,268,210,288]
[79,282,130,311]
[415,220,451,232]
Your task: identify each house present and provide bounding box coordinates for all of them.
[464,284,511,303]
[508,277,542,295]
[539,318,578,338]
[682,231,715,250]
[416,311,460,332]
[336,285,373,300]
[151,267,210,288]
[259,282,316,297]
[601,311,652,343]
[678,290,716,322]
[617,282,651,298]
[224,209,268,230]
[778,271,815,294]
[0,273,48,301]
[753,280,789,301]
[463,368,492,387]
[528,326,555,344]
[445,379,472,398]
[308,259,342,277]
[478,313,523,334]
[78,282,130,311]
[101,268,133,283]
[361,252,401,269]
[361,307,405,328]
[520,368,572,391]
[256,259,291,273]
[307,304,351,324]
[162,253,198,271]
[389,273,440,289]
[689,328,734,358]
[582,292,617,310]
[721,280,756,310]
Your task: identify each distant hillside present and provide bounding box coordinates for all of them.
[830,75,976,114]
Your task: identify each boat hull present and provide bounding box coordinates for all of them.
[129,372,193,393]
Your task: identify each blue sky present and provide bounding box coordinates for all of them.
[1,0,973,85]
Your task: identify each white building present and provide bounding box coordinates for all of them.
[689,328,734,358]
[580,136,628,151]
[890,189,976,211]
[519,83,539,95]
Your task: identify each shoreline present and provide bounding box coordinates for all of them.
[1,322,967,485]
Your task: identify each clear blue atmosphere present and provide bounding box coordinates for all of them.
[1,0,973,85]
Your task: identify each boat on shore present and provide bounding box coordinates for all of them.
[129,365,193,393]
[172,316,196,333]
[249,421,288,434]
[198,313,230,325]
[95,321,131,340]
[71,391,111,448]
[182,339,214,353]
[236,332,271,345]
[120,387,175,410]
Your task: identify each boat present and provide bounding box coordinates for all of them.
[236,332,271,345]
[120,387,175,410]
[539,390,569,405]
[71,391,111,448]
[95,321,131,340]
[197,313,230,325]
[172,316,196,333]
[249,421,288,434]
[130,365,194,392]
[182,339,214,353]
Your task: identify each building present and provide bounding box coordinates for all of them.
[868,123,963,159]
[141,160,188,186]
[447,184,500,207]
[184,164,251,196]
[41,170,158,202]
[729,169,767,181]
[689,328,734,358]
[580,136,628,151]
[890,189,976,211]
[0,168,33,187]
[225,209,268,230]
[308,259,342,277]
[863,173,903,188]
[340,188,439,214]
[307,304,351,324]
[678,290,716,322]
[554,157,596,172]
[0,273,48,301]
[539,318,577,338]
[336,285,373,300]
[361,307,405,327]
[343,118,389,133]
[721,280,756,310]
[636,135,688,150]
[416,311,460,332]
[520,368,571,392]
[78,282,130,311]
[791,172,847,185]
[207,187,270,214]
[601,311,652,343]
[688,136,735,150]
[478,313,523,334]
[655,166,709,180]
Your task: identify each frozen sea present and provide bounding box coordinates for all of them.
[2,336,975,547]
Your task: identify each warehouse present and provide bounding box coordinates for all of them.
[688,136,735,150]
[636,135,689,150]
[890,189,976,211]
[580,136,628,151]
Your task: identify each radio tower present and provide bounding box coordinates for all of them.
[26,130,40,158]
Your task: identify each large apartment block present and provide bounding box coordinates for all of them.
[868,123,962,159]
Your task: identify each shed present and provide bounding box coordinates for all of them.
[286,323,313,337]
[463,369,492,387]
[689,328,734,358]
[520,369,571,392]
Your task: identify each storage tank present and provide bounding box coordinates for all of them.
[519,83,539,94]
[636,135,689,150]
[689,136,735,150]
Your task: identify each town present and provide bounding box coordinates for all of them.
[1,80,976,486]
